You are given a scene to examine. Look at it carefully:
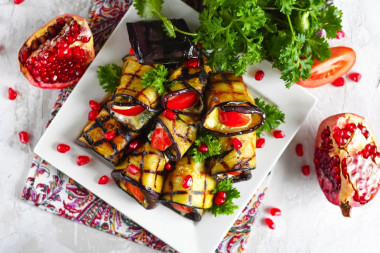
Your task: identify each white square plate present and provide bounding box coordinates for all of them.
[34,1,317,252]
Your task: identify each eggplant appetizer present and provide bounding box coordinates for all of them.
[150,113,198,162]
[77,108,139,165]
[127,19,199,65]
[210,132,257,183]
[161,56,212,116]
[161,156,216,221]
[111,142,167,209]
[107,55,160,132]
[203,73,265,136]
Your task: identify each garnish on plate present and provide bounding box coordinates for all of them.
[190,129,221,163]
[141,64,169,95]
[254,97,285,138]
[97,64,123,93]
[211,179,241,216]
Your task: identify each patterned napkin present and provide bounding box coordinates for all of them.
[21,1,272,252]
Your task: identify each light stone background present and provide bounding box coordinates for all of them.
[1,0,380,252]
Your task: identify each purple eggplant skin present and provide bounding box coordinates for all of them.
[160,200,203,221]
[127,19,199,65]
[108,94,161,112]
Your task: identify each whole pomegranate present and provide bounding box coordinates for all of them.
[314,113,380,217]
[18,14,95,89]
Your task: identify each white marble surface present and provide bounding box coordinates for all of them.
[1,0,380,252]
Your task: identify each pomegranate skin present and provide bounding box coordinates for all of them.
[314,113,380,217]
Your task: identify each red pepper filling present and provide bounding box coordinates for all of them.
[218,110,250,127]
[111,105,145,116]
[166,91,199,110]
[227,171,242,176]
[151,128,172,151]
[171,203,192,214]
[125,182,145,202]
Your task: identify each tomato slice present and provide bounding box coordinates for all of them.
[125,182,145,202]
[151,128,172,151]
[297,47,356,88]
[111,105,145,116]
[171,203,192,214]
[218,110,251,127]
[227,171,242,176]
[166,91,199,110]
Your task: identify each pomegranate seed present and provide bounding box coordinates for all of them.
[71,22,79,32]
[98,175,110,185]
[163,109,177,120]
[231,138,242,149]
[198,143,208,153]
[105,131,116,141]
[127,164,139,175]
[182,175,193,188]
[88,100,100,111]
[331,77,345,87]
[269,207,282,216]
[264,218,276,229]
[14,0,24,4]
[273,130,285,139]
[295,143,303,156]
[255,70,265,81]
[19,131,29,144]
[214,191,227,206]
[129,47,135,55]
[76,155,90,166]
[335,30,345,39]
[346,123,356,133]
[129,139,141,150]
[301,165,310,176]
[0,45,3,53]
[256,138,265,148]
[348,72,362,82]
[8,88,18,100]
[164,163,173,171]
[88,110,98,121]
[81,36,90,43]
[56,143,70,153]
[186,58,199,68]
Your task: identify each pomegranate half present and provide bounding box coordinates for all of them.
[314,113,380,217]
[18,14,95,89]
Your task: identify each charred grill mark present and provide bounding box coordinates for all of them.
[202,175,207,208]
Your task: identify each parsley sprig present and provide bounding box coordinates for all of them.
[255,97,285,137]
[191,129,221,163]
[211,179,241,217]
[97,64,123,93]
[134,0,343,87]
[141,65,169,95]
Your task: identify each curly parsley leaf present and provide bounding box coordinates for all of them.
[211,179,241,217]
[191,129,221,163]
[317,5,343,39]
[97,64,123,93]
[141,65,169,95]
[255,97,285,137]
[134,0,163,19]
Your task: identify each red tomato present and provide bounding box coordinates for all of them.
[297,47,356,88]
[166,91,199,110]
[171,203,192,214]
[218,110,250,127]
[151,128,172,151]
[111,105,145,116]
[227,171,242,176]
[125,182,145,202]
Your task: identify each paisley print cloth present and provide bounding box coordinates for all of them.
[21,1,273,252]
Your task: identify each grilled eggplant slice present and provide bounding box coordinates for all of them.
[77,108,139,165]
[161,57,212,116]
[107,56,160,131]
[127,19,199,65]
[111,142,166,209]
[161,156,216,221]
[151,114,198,162]
[203,73,265,136]
[210,132,257,183]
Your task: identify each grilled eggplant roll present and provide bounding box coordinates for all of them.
[77,108,139,165]
[203,73,265,136]
[150,113,198,162]
[161,156,216,221]
[161,57,212,116]
[111,142,166,209]
[210,132,257,183]
[127,19,199,65]
[107,56,161,131]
